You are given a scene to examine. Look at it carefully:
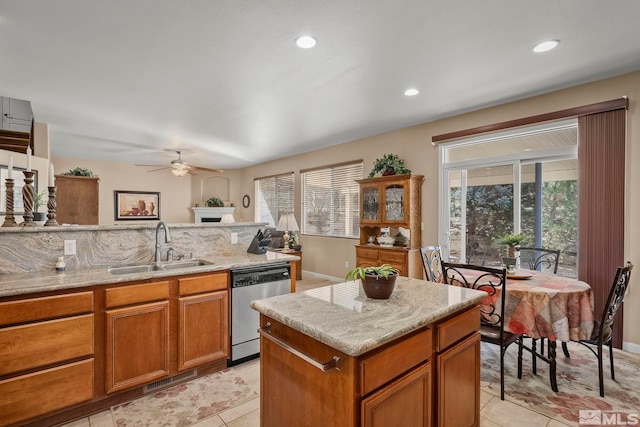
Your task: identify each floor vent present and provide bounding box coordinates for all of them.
[143,370,197,394]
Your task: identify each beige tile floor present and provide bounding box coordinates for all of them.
[60,274,574,427]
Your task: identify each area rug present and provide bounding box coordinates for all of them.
[481,340,640,425]
[111,364,259,427]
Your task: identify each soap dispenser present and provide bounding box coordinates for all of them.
[55,256,66,272]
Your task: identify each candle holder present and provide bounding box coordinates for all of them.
[21,170,36,227]
[2,178,17,227]
[45,186,59,226]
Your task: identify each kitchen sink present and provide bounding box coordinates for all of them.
[160,260,211,270]
[107,264,163,275]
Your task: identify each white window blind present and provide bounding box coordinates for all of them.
[254,173,294,226]
[301,161,362,238]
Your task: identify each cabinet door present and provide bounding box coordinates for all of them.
[362,362,432,427]
[361,183,381,223]
[178,290,229,371]
[437,332,480,427]
[105,301,170,393]
[382,181,410,225]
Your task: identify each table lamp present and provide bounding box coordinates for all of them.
[276,213,299,251]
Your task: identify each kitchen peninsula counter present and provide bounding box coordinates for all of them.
[251,277,486,427]
[0,250,297,298]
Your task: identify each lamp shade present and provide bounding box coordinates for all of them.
[220,213,235,223]
[172,167,189,177]
[276,213,299,232]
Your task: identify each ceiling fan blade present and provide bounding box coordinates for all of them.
[193,166,224,173]
[187,168,199,175]
[144,166,172,172]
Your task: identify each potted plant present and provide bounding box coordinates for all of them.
[368,153,411,178]
[33,190,48,223]
[498,232,527,258]
[61,167,96,177]
[345,264,400,299]
[289,234,301,251]
[204,197,224,207]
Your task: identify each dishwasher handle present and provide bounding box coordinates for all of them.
[258,323,341,373]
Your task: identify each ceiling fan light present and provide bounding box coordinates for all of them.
[172,168,189,178]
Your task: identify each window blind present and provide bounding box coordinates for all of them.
[301,161,363,238]
[254,173,294,226]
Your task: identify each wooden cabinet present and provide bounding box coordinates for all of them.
[105,282,170,393]
[435,307,481,427]
[356,174,423,278]
[0,292,94,426]
[178,273,229,371]
[55,175,99,225]
[259,304,480,427]
[259,318,434,427]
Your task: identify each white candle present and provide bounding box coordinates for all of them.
[26,146,32,172]
[7,155,13,179]
[49,163,55,186]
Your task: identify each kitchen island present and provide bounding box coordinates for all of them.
[251,277,487,427]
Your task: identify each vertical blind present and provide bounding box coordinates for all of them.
[301,161,363,238]
[254,173,294,226]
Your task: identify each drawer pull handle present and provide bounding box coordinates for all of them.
[258,323,340,373]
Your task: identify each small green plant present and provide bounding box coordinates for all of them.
[61,167,95,177]
[368,153,411,178]
[204,197,224,207]
[345,264,399,281]
[497,232,527,246]
[33,190,47,213]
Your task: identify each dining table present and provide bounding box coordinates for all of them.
[458,267,595,392]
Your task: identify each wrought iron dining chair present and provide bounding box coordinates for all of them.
[518,247,564,364]
[419,246,443,282]
[576,262,633,397]
[441,262,523,400]
[518,247,561,273]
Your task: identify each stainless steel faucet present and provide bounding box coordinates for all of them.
[155,221,172,262]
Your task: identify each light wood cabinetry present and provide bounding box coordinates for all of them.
[0,270,230,425]
[356,174,424,278]
[259,305,480,427]
[104,282,171,393]
[55,175,100,225]
[0,292,95,426]
[178,274,229,371]
[435,306,481,427]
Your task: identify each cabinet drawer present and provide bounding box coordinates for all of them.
[105,281,169,308]
[379,250,407,264]
[179,272,228,296]
[0,359,94,426]
[356,247,380,261]
[0,314,94,376]
[360,328,432,395]
[435,306,479,352]
[0,291,93,327]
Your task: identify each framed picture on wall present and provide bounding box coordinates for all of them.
[1,166,38,214]
[114,190,160,220]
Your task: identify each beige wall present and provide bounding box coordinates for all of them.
[13,70,640,347]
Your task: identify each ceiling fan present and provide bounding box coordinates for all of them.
[135,151,223,177]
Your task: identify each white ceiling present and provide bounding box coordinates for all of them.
[2,1,640,171]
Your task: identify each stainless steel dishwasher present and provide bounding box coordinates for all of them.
[229,263,291,365]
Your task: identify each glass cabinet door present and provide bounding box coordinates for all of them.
[384,184,406,222]
[361,186,380,222]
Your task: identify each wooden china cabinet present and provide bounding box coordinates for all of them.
[356,174,424,278]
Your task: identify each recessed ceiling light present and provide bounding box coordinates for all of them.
[533,40,559,53]
[404,88,419,96]
[296,35,317,49]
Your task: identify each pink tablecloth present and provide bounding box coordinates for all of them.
[464,269,594,341]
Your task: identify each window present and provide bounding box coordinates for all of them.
[440,120,579,276]
[254,173,294,226]
[301,161,363,238]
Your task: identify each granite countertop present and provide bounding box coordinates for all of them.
[0,251,299,298]
[250,277,486,357]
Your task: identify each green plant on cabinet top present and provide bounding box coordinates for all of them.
[368,153,411,178]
